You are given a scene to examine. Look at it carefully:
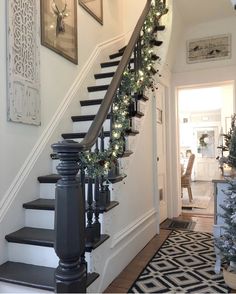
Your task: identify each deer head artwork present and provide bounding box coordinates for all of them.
[51,0,68,36]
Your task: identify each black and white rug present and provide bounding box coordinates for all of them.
[129,230,230,293]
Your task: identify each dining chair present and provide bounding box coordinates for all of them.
[181,154,195,202]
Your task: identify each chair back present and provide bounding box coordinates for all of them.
[184,154,195,177]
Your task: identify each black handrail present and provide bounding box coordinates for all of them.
[59,0,152,152]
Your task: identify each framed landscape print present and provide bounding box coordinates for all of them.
[40,0,78,64]
[187,34,231,64]
[79,0,103,25]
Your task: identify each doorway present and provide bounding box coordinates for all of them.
[178,82,234,215]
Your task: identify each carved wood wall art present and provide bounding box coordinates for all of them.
[7,0,41,125]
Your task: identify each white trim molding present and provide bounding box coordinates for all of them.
[110,208,157,249]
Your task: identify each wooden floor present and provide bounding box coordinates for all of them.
[104,214,214,293]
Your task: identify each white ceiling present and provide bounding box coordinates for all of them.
[175,0,236,26]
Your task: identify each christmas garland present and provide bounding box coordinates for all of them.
[80,0,167,178]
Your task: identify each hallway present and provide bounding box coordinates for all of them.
[104,215,214,293]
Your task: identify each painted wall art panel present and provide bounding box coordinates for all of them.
[40,0,78,64]
[187,34,231,64]
[7,0,41,125]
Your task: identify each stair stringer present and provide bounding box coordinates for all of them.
[0,34,127,267]
[86,93,159,293]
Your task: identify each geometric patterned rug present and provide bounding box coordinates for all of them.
[128,230,230,293]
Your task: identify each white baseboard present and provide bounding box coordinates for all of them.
[87,209,158,293]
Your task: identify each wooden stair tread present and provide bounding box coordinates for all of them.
[109,51,123,59]
[61,129,139,140]
[80,99,103,107]
[101,58,134,68]
[5,227,110,253]
[5,227,55,248]
[23,198,119,213]
[87,84,109,92]
[0,262,55,291]
[38,173,127,184]
[0,262,99,291]
[94,72,115,79]
[23,199,55,210]
[71,113,110,122]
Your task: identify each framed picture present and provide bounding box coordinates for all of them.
[157,108,162,124]
[187,34,231,64]
[79,0,103,25]
[40,0,78,64]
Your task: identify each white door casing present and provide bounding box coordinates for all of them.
[155,83,168,223]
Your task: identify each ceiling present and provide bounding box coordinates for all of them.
[175,0,236,26]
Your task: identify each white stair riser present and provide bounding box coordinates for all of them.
[40,182,114,203]
[0,282,51,293]
[25,210,54,229]
[40,183,56,199]
[8,243,59,268]
[131,117,141,132]
[81,104,101,116]
[73,119,110,133]
[89,90,107,100]
[101,66,118,74]
[95,77,113,86]
[8,243,91,270]
[138,101,146,113]
[52,159,60,174]
[109,56,122,62]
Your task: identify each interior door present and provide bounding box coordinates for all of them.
[156,83,168,223]
[194,127,220,181]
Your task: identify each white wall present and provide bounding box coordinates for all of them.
[122,0,146,33]
[0,0,125,203]
[167,14,236,216]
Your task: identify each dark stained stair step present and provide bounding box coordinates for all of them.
[109,51,123,59]
[87,84,109,92]
[80,95,148,107]
[94,72,115,79]
[61,129,139,140]
[71,112,142,123]
[154,25,165,31]
[38,173,127,186]
[71,114,110,122]
[101,60,120,68]
[23,199,55,211]
[80,99,103,107]
[0,262,99,291]
[5,227,110,253]
[119,46,127,53]
[23,198,119,213]
[150,39,163,46]
[101,58,134,68]
[5,227,55,248]
[51,150,133,161]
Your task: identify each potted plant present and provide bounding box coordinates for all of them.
[215,127,236,289]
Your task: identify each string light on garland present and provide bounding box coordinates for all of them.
[80,0,168,178]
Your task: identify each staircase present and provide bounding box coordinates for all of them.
[0,0,169,292]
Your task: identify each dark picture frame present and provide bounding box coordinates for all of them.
[40,0,78,64]
[79,0,103,25]
[187,34,231,64]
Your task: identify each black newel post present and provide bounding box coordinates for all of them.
[52,140,87,293]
